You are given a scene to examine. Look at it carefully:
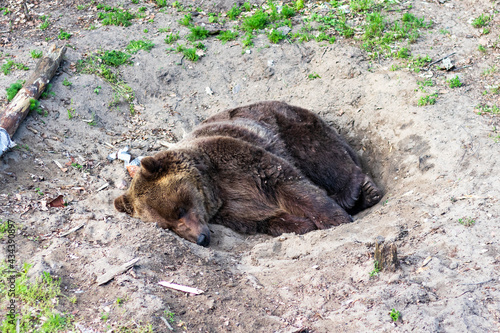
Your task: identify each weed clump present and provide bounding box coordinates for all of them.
[447,75,462,88]
[6,80,24,101]
[217,30,239,44]
[99,50,132,67]
[98,7,135,27]
[126,39,155,53]
[187,26,209,42]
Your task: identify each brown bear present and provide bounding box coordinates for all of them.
[114,101,382,246]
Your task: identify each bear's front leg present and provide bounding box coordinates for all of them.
[272,180,353,233]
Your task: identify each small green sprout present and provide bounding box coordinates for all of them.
[30,49,43,58]
[447,76,462,88]
[62,77,72,87]
[389,308,400,321]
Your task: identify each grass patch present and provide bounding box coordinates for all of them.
[471,14,491,28]
[227,4,242,20]
[458,217,475,227]
[408,55,432,72]
[98,7,135,27]
[369,260,380,277]
[30,49,43,59]
[268,29,286,43]
[58,29,71,40]
[186,26,209,42]
[217,30,239,44]
[362,12,431,58]
[416,78,434,92]
[476,104,500,115]
[39,15,50,30]
[98,50,132,67]
[389,308,401,322]
[179,13,192,26]
[30,98,47,116]
[164,32,180,44]
[76,55,134,106]
[418,93,438,106]
[126,39,154,53]
[6,80,24,101]
[0,263,74,332]
[2,60,29,75]
[308,72,321,80]
[447,75,462,88]
[242,10,269,32]
[62,77,72,87]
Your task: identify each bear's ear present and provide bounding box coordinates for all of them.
[140,156,160,178]
[114,194,134,215]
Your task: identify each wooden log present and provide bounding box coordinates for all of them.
[374,238,400,272]
[0,44,66,156]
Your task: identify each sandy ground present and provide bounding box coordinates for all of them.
[1,0,500,332]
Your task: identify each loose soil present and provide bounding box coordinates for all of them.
[1,0,499,332]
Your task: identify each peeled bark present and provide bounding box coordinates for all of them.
[0,44,66,156]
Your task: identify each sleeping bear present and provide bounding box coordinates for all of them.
[114,101,382,246]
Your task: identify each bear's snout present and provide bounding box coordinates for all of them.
[196,230,210,247]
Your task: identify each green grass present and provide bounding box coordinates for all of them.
[227,4,242,20]
[308,72,321,80]
[268,29,286,43]
[418,93,438,106]
[6,80,24,101]
[40,83,55,99]
[447,75,462,88]
[98,7,135,27]
[476,104,500,115]
[350,0,375,12]
[58,29,71,40]
[369,260,380,277]
[482,66,497,76]
[62,77,72,87]
[39,15,50,30]
[30,49,43,59]
[242,10,269,32]
[76,55,134,105]
[179,13,192,26]
[362,12,431,58]
[179,46,199,62]
[408,55,432,72]
[458,217,475,226]
[0,219,14,240]
[164,32,180,44]
[186,26,209,42]
[2,60,29,75]
[471,14,491,28]
[389,308,400,322]
[217,30,239,44]
[30,98,47,116]
[99,50,132,67]
[416,79,434,92]
[0,263,73,332]
[478,44,487,53]
[155,0,167,8]
[126,39,154,53]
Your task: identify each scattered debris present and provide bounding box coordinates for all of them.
[158,281,204,295]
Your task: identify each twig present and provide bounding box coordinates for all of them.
[97,258,141,285]
[425,52,456,69]
[460,278,494,286]
[160,317,174,331]
[158,281,204,295]
[59,223,85,237]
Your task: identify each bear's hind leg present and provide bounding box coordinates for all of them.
[275,181,353,232]
[265,212,317,236]
[346,175,383,215]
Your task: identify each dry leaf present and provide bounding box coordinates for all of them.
[48,195,65,208]
[127,165,140,178]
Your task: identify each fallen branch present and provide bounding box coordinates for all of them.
[0,44,67,157]
[97,258,140,285]
[59,223,85,237]
[158,281,204,295]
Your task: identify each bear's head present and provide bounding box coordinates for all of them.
[114,151,217,247]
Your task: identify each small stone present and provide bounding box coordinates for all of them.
[449,262,458,270]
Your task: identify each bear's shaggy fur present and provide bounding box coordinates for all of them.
[115,101,382,246]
